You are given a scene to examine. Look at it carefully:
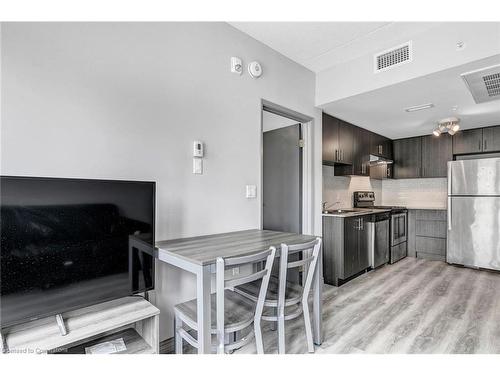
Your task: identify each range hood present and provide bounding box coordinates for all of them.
[369,154,394,165]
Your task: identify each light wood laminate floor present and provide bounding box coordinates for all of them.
[162,257,500,354]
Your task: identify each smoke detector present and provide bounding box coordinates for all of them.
[461,64,500,103]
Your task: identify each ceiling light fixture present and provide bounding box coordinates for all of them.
[404,103,434,112]
[432,117,460,137]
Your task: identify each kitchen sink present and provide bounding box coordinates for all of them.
[323,209,357,214]
[323,209,373,214]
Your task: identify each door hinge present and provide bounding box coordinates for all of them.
[298,139,305,148]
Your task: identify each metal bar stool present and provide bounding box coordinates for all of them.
[174,247,276,354]
[235,238,322,353]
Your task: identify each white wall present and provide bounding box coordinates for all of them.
[0,22,322,340]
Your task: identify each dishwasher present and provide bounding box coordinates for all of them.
[367,212,390,269]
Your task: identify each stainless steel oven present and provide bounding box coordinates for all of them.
[353,191,408,264]
[391,212,407,246]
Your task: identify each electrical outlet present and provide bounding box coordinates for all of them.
[232,267,240,276]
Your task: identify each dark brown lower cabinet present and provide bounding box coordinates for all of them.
[323,215,370,286]
[407,209,447,261]
[421,134,453,178]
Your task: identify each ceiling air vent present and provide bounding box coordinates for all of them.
[483,72,500,97]
[374,41,412,73]
[461,64,500,104]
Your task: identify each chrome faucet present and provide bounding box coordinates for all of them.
[322,201,342,212]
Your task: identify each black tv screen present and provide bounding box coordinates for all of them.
[0,176,155,328]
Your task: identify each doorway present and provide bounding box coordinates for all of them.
[261,100,313,235]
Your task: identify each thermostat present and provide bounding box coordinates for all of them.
[193,141,204,158]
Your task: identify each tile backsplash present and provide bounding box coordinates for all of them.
[381,178,447,209]
[323,166,447,210]
[322,166,382,209]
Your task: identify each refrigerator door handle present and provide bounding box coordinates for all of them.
[448,197,452,231]
[447,161,452,195]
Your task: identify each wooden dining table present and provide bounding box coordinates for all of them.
[156,229,323,354]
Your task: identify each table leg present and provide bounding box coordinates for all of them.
[197,264,212,354]
[312,247,323,345]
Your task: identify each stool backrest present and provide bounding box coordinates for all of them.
[215,247,276,353]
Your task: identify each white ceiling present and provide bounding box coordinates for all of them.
[321,54,500,139]
[230,22,500,139]
[229,22,438,72]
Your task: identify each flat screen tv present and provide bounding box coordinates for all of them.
[0,176,155,328]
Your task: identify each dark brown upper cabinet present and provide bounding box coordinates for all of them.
[421,134,453,178]
[482,126,500,152]
[322,113,352,165]
[334,125,371,177]
[322,113,339,165]
[370,132,393,159]
[352,126,371,176]
[337,120,354,164]
[452,128,483,154]
[393,137,422,179]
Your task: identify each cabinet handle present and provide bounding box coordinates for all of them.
[335,149,338,161]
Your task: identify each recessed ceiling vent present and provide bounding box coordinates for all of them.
[483,72,500,97]
[374,41,412,73]
[461,64,500,104]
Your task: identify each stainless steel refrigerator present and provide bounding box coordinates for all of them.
[447,158,500,271]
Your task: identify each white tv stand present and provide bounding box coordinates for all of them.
[0,296,160,354]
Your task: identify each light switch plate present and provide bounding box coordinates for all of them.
[246,185,257,198]
[193,158,203,174]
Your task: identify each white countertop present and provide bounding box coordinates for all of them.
[322,208,391,218]
[403,206,446,210]
[322,206,447,217]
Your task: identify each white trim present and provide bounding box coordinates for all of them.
[301,121,313,235]
[259,100,314,235]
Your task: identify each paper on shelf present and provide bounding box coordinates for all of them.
[85,338,127,354]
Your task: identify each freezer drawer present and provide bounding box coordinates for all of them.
[448,158,500,196]
[447,196,500,270]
